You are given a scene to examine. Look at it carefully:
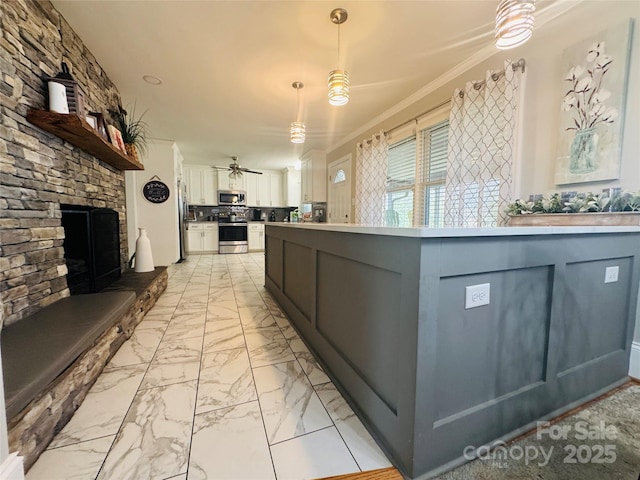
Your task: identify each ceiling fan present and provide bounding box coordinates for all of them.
[213,156,262,178]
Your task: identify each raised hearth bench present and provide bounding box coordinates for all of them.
[1,268,168,471]
[264,223,640,479]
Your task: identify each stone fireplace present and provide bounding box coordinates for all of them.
[0,3,172,471]
[0,0,129,326]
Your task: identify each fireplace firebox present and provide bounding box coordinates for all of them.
[61,205,121,294]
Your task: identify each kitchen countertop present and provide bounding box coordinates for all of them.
[266,222,640,237]
[188,220,291,224]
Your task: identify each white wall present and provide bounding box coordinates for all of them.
[125,140,182,266]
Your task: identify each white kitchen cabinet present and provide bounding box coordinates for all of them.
[300,150,327,202]
[202,223,218,251]
[283,167,301,207]
[257,175,270,206]
[248,223,265,251]
[270,174,283,207]
[245,171,284,207]
[245,174,259,206]
[187,224,203,253]
[187,223,218,253]
[218,172,245,191]
[184,165,217,205]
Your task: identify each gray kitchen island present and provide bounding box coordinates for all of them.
[264,223,640,479]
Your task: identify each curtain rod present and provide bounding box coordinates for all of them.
[385,58,526,136]
[385,98,451,137]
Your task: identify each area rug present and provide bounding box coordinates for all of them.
[434,382,640,480]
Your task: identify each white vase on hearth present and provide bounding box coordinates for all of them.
[134,227,154,272]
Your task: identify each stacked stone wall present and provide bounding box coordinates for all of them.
[0,0,128,325]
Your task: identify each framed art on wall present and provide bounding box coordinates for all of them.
[554,19,633,185]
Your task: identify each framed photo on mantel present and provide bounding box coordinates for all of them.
[107,124,126,154]
[86,112,109,141]
[554,19,633,185]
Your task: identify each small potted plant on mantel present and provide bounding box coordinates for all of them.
[111,104,148,163]
[506,190,640,226]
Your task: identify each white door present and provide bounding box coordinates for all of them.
[328,155,352,223]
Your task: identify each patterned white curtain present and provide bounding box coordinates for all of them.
[444,60,524,227]
[355,131,388,225]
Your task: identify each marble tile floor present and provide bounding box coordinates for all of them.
[26,253,392,480]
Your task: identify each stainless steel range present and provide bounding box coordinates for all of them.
[218,208,248,254]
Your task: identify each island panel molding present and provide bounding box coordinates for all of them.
[264,223,640,479]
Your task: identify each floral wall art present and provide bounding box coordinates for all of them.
[554,19,633,185]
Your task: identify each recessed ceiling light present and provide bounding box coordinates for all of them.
[142,75,162,85]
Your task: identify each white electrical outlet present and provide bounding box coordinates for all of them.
[604,266,619,284]
[465,283,490,309]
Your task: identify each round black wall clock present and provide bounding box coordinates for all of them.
[142,178,170,204]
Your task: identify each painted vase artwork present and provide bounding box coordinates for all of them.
[554,20,632,185]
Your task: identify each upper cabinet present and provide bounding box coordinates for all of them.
[300,150,327,202]
[218,172,245,191]
[245,174,259,206]
[245,171,285,207]
[257,175,271,206]
[269,174,283,207]
[184,165,217,205]
[185,164,288,206]
[283,167,301,207]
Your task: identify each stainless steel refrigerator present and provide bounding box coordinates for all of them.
[177,179,188,262]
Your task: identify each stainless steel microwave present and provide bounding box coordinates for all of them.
[218,190,246,206]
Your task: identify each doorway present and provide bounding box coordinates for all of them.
[328,155,352,223]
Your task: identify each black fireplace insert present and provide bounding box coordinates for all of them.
[60,205,121,294]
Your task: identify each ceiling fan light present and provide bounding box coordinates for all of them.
[495,0,535,50]
[328,69,350,106]
[290,121,306,144]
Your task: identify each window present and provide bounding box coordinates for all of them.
[333,169,346,184]
[384,121,449,228]
[416,121,448,227]
[385,137,416,227]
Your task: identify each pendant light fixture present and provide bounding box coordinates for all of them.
[328,8,349,106]
[495,0,536,50]
[290,82,306,144]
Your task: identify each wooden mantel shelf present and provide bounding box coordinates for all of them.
[27,110,144,171]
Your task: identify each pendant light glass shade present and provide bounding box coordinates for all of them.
[328,8,349,106]
[328,69,350,106]
[290,82,305,144]
[495,0,535,50]
[290,121,306,144]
